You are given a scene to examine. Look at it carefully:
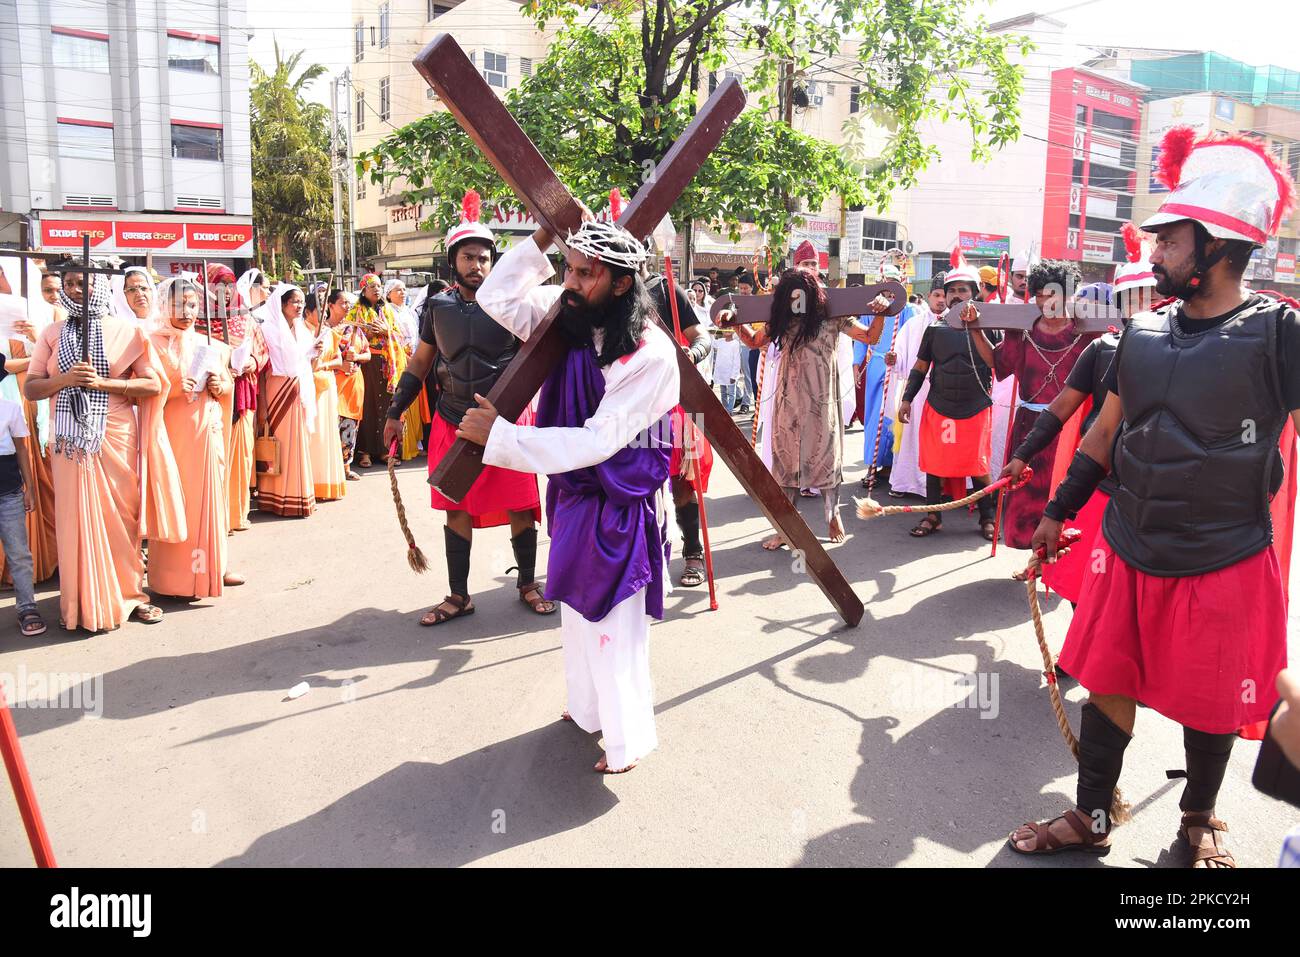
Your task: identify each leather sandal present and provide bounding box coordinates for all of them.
[1007,808,1111,856]
[679,555,706,587]
[133,604,164,625]
[980,520,997,541]
[518,583,556,615]
[909,515,942,537]
[1178,812,1236,869]
[420,594,475,626]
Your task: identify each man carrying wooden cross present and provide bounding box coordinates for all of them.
[454,208,677,775]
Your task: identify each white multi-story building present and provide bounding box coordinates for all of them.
[0,0,254,275]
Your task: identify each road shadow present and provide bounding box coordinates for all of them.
[217,720,619,867]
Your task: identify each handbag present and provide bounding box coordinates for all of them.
[254,420,281,476]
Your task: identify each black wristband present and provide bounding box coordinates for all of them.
[1011,409,1063,465]
[1043,450,1107,521]
[687,332,711,364]
[902,368,926,404]
[386,371,424,420]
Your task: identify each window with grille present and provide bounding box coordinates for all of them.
[51,30,109,73]
[171,123,223,161]
[482,51,507,88]
[357,176,366,200]
[356,90,365,132]
[355,21,364,62]
[58,121,114,161]
[379,4,390,48]
[167,33,219,75]
[849,85,860,114]
[380,77,390,121]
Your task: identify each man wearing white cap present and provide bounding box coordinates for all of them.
[1009,250,1031,302]
[896,249,1001,538]
[1010,127,1297,867]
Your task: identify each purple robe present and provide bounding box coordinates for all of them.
[536,344,672,622]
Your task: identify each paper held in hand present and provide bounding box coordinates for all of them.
[229,335,254,376]
[187,341,215,401]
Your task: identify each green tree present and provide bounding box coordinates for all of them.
[360,0,1029,250]
[250,43,336,278]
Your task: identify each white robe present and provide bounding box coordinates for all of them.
[888,311,932,496]
[477,236,679,767]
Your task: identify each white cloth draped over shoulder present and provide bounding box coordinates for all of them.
[261,284,317,433]
[476,235,680,477]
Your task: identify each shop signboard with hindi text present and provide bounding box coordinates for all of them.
[958,231,1010,258]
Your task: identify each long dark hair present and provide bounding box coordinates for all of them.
[594,266,654,367]
[767,268,828,351]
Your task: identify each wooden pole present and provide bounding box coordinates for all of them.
[0,685,57,867]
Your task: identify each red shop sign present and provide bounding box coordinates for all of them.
[115,221,184,249]
[185,223,253,251]
[41,219,113,247]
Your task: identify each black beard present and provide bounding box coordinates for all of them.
[558,292,601,345]
[1153,266,1193,299]
[453,267,485,291]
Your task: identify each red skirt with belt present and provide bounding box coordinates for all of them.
[1041,488,1110,603]
[427,408,541,528]
[1058,539,1288,734]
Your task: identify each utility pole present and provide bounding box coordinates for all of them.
[343,68,358,280]
[329,76,345,284]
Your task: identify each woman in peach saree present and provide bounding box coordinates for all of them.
[148,279,237,598]
[304,293,345,501]
[222,267,270,532]
[25,265,185,631]
[256,284,317,518]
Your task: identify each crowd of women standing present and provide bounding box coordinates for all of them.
[0,257,429,635]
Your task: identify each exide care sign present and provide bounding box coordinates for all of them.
[186,223,253,251]
[41,220,112,247]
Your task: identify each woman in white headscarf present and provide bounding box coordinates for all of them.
[110,266,159,329]
[384,278,427,459]
[148,277,237,597]
[225,267,271,530]
[256,284,318,517]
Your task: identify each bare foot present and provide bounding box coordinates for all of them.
[828,515,845,543]
[594,754,637,774]
[761,533,786,551]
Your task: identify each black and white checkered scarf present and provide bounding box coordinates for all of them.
[55,279,111,459]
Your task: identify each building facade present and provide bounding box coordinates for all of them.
[0,0,253,274]
[1041,66,1146,281]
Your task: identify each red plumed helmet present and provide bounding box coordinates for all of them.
[1154,126,1197,192]
[461,189,481,224]
[1120,222,1145,264]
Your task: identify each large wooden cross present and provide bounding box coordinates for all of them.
[940,300,1117,333]
[414,36,864,626]
[708,284,907,327]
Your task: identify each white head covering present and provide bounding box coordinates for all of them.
[384,278,419,348]
[235,267,266,310]
[110,266,158,329]
[261,284,317,434]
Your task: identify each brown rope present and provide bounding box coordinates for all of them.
[1022,552,1131,826]
[856,483,992,520]
[387,439,429,574]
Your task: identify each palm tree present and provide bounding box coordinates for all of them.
[250,42,334,278]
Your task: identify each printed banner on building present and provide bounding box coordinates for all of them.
[115,221,185,249]
[40,219,113,248]
[185,223,254,252]
[958,231,1010,258]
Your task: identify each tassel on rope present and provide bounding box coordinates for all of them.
[857,467,1032,521]
[388,438,428,574]
[1021,529,1131,827]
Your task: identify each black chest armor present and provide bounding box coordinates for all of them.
[425,289,519,426]
[1105,299,1290,576]
[926,323,994,419]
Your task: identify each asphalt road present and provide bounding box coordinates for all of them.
[2,423,1297,867]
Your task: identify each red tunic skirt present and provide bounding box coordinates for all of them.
[1058,539,1288,734]
[427,408,541,528]
[1041,488,1110,603]
[918,403,992,478]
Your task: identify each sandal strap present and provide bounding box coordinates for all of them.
[1061,808,1106,844]
[442,594,470,610]
[1182,812,1228,832]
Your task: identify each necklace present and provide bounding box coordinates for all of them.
[1022,326,1082,402]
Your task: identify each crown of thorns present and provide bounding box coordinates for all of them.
[565,220,648,271]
